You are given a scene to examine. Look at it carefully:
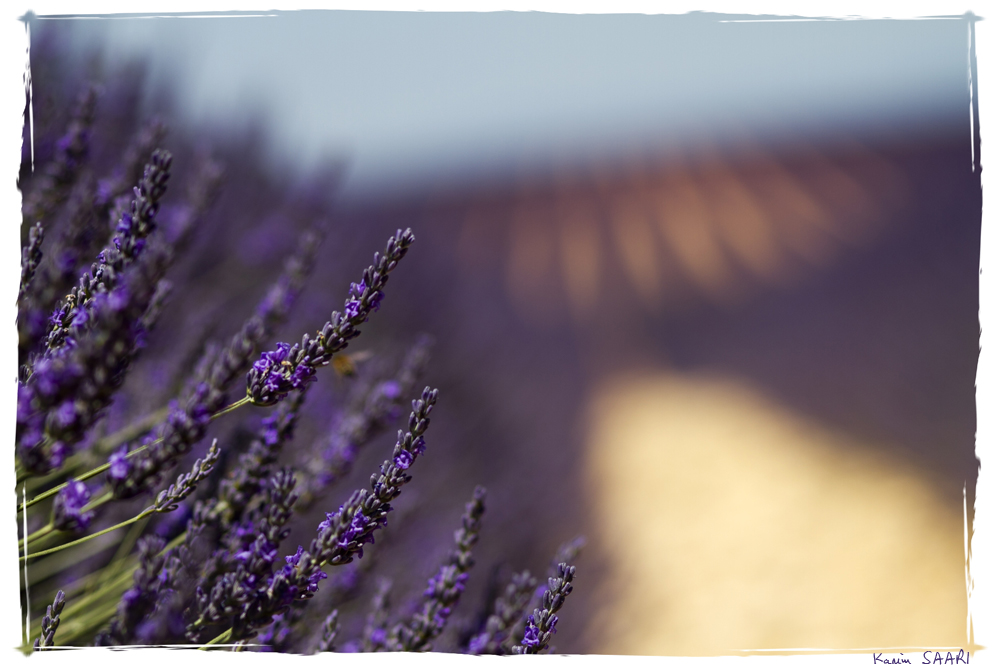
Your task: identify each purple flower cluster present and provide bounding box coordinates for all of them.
[40,149,172,357]
[511,562,576,655]
[280,546,328,594]
[466,569,537,655]
[52,478,94,533]
[299,335,432,507]
[248,342,318,406]
[318,506,381,560]
[344,279,384,319]
[19,222,45,302]
[521,613,544,648]
[21,85,96,227]
[246,228,415,407]
[17,247,169,474]
[386,486,487,651]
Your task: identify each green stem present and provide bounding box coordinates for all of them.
[20,506,154,562]
[18,522,54,549]
[200,628,232,649]
[24,407,173,493]
[94,406,172,454]
[19,491,115,559]
[55,595,123,645]
[33,531,187,641]
[214,396,251,418]
[18,397,251,515]
[19,451,148,514]
[88,515,149,596]
[27,531,120,590]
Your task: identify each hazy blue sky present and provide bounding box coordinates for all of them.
[49,11,972,196]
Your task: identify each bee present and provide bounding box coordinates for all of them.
[331,350,373,377]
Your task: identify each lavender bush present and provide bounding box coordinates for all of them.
[14,38,582,654]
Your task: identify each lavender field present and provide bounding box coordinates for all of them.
[13,12,981,655]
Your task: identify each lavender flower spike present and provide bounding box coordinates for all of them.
[19,222,44,303]
[511,563,576,655]
[95,536,170,646]
[22,85,96,227]
[299,334,433,506]
[221,387,437,642]
[186,468,300,642]
[17,245,169,474]
[362,578,393,652]
[33,590,66,650]
[51,478,94,533]
[467,569,537,655]
[152,439,221,513]
[386,486,487,652]
[315,609,340,653]
[42,149,172,356]
[247,228,415,406]
[110,225,323,499]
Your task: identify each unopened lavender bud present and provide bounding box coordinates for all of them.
[153,439,220,513]
[33,590,66,650]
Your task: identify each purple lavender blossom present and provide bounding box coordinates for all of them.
[315,609,340,653]
[51,478,94,533]
[21,85,96,227]
[41,149,172,357]
[207,388,437,643]
[108,446,131,481]
[393,449,415,470]
[299,336,432,507]
[248,342,317,405]
[246,228,415,407]
[19,222,45,303]
[521,613,543,648]
[17,247,168,474]
[511,563,576,655]
[386,486,486,651]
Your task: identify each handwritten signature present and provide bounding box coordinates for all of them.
[872,650,970,665]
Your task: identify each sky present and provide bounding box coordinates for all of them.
[48,10,974,197]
